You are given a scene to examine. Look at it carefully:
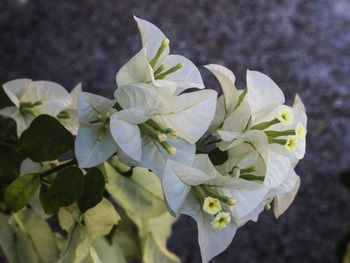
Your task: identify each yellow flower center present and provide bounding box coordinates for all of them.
[211,212,231,229]
[203,197,222,215]
[285,136,297,151]
[277,106,293,125]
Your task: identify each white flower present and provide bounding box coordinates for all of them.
[75,92,118,168]
[162,154,238,263]
[116,17,204,96]
[110,83,216,175]
[57,83,82,135]
[0,79,71,136]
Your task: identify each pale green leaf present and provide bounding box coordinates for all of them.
[14,209,60,262]
[57,199,119,263]
[103,162,167,218]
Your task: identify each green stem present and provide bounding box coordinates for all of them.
[239,174,265,182]
[40,159,77,178]
[251,119,280,130]
[265,130,295,138]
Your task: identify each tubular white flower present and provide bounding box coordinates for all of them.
[0,79,71,136]
[116,17,204,96]
[57,83,82,135]
[75,92,118,168]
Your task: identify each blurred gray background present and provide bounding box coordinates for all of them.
[0,0,350,262]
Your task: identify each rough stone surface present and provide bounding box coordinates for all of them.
[0,0,350,262]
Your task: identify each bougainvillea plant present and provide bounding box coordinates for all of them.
[0,17,307,263]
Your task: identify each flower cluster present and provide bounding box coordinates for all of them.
[0,17,307,263]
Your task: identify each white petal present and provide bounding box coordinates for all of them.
[205,64,239,112]
[162,163,191,214]
[229,185,269,222]
[3,79,32,107]
[269,168,299,197]
[263,152,291,189]
[222,100,251,132]
[153,89,217,144]
[193,154,217,178]
[293,94,306,113]
[166,158,215,186]
[116,49,154,87]
[246,70,285,120]
[77,92,115,123]
[69,83,82,109]
[109,114,142,162]
[112,107,152,124]
[152,79,178,97]
[0,106,32,136]
[23,81,71,116]
[181,192,237,263]
[273,176,300,218]
[75,124,118,168]
[59,110,79,135]
[134,16,169,62]
[159,54,204,93]
[208,95,226,132]
[114,84,162,111]
[140,136,195,177]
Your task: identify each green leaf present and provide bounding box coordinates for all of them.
[93,237,127,263]
[58,199,120,263]
[344,243,350,263]
[13,209,60,262]
[50,166,84,207]
[0,214,19,263]
[4,173,40,211]
[39,184,60,215]
[337,232,350,263]
[341,169,350,192]
[113,208,141,260]
[103,162,167,219]
[208,147,228,165]
[0,84,13,109]
[18,115,74,162]
[78,168,105,213]
[0,117,17,142]
[0,213,39,263]
[0,145,22,184]
[132,212,180,263]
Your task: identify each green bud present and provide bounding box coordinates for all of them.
[161,141,176,155]
[149,38,170,68]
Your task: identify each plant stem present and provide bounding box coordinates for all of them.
[40,159,77,178]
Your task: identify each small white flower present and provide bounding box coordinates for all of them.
[0,79,71,136]
[116,17,204,96]
[57,83,82,135]
[75,92,118,168]
[211,212,231,229]
[203,197,222,215]
[285,136,298,151]
[109,83,216,175]
[277,105,294,125]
